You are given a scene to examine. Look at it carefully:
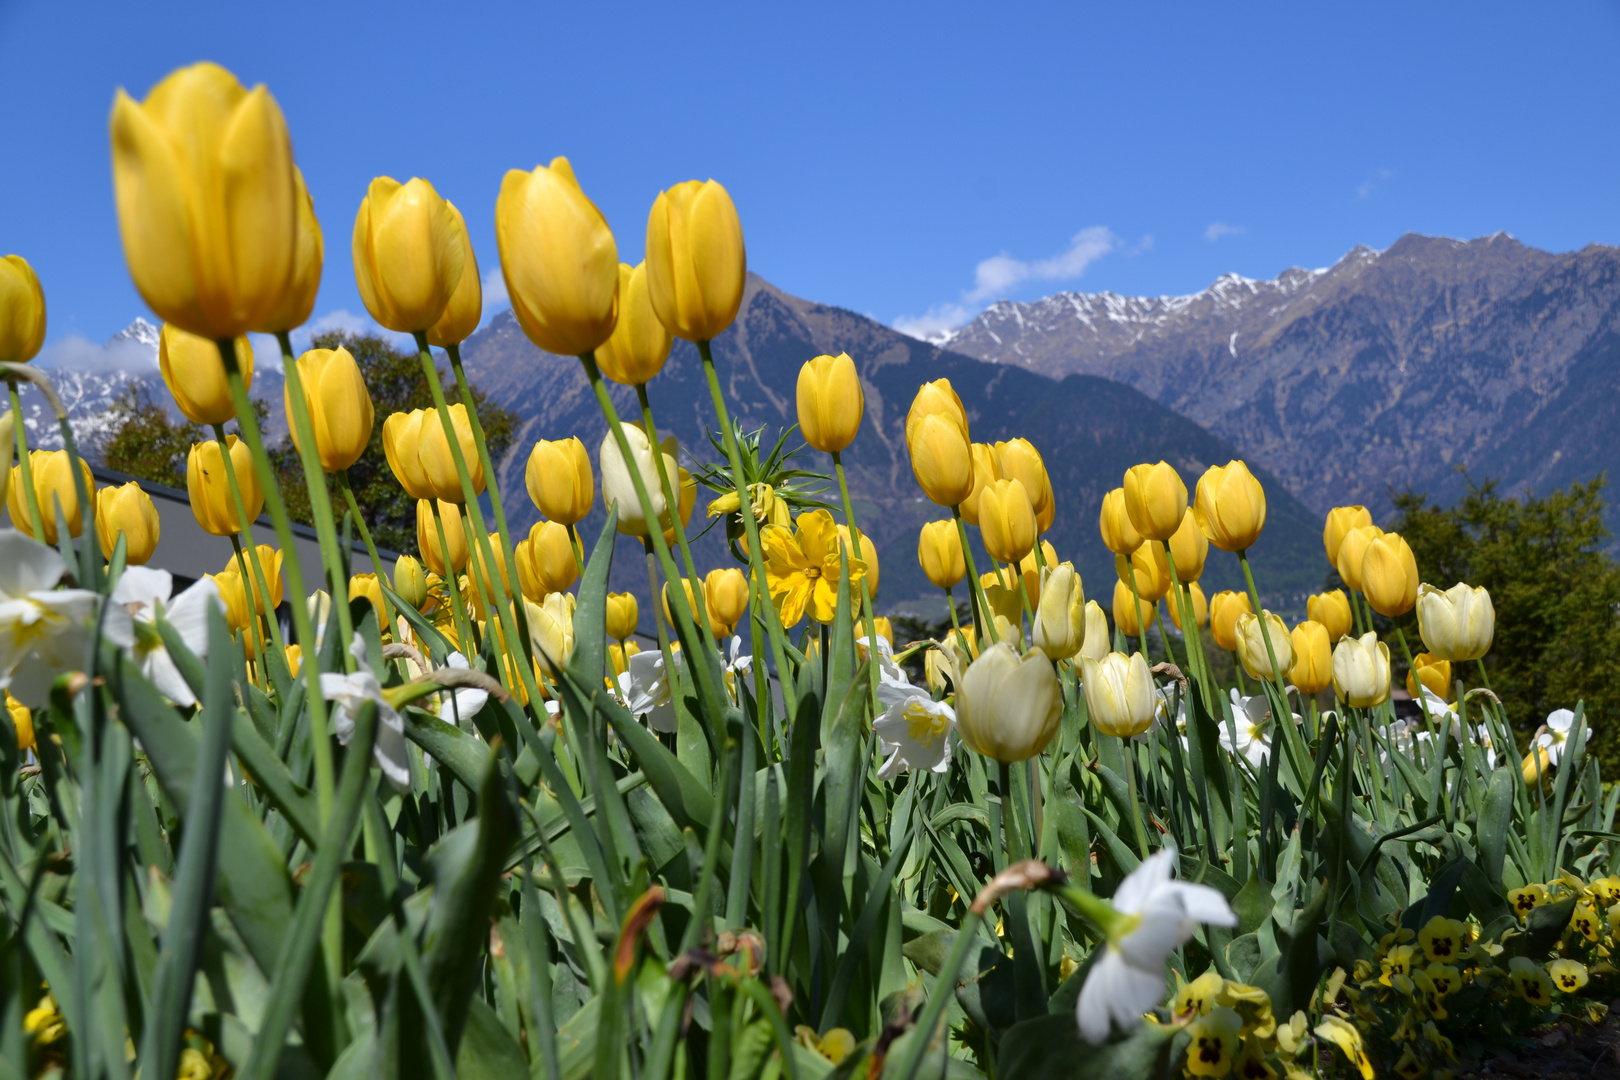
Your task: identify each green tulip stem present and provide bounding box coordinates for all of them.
[1125,567,1152,661]
[6,381,44,540]
[225,530,269,685]
[1121,735,1152,858]
[832,450,883,710]
[207,421,286,658]
[635,382,714,641]
[1236,548,1293,715]
[414,334,544,715]
[1393,626,1437,737]
[335,469,397,632]
[1350,589,1368,637]
[642,538,679,705]
[944,587,960,630]
[1232,654,1249,695]
[1004,558,1036,630]
[565,524,584,572]
[430,502,477,658]
[950,504,999,646]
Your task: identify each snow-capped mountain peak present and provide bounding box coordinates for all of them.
[108,317,161,354]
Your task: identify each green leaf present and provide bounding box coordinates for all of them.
[1523,896,1576,957]
[1232,872,1275,935]
[232,710,319,847]
[401,707,491,793]
[996,1012,1176,1080]
[452,997,530,1079]
[569,509,617,685]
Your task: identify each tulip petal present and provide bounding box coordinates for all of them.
[219,86,296,332]
[110,91,200,331]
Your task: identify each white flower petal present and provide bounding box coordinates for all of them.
[0,531,66,597]
[111,566,173,609]
[1112,848,1177,915]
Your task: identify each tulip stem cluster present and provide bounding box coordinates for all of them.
[207,421,288,658]
[634,381,714,641]
[6,380,44,539]
[950,505,999,646]
[831,450,883,707]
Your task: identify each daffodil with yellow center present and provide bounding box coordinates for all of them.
[759,509,866,627]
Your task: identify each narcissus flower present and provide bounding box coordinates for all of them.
[1307,589,1353,641]
[796,352,864,453]
[0,255,47,363]
[322,638,410,791]
[0,532,100,707]
[873,679,956,780]
[954,642,1061,762]
[1080,651,1157,738]
[760,509,866,627]
[353,176,465,333]
[284,345,374,472]
[1192,460,1266,552]
[95,480,161,564]
[160,323,254,427]
[1332,632,1391,708]
[1415,582,1494,661]
[644,179,746,342]
[917,519,966,589]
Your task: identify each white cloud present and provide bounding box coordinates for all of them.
[248,333,284,373]
[892,303,975,343]
[294,309,415,353]
[482,265,509,311]
[1204,222,1245,242]
[1358,168,1395,199]
[35,333,158,373]
[965,226,1118,303]
[1126,234,1155,256]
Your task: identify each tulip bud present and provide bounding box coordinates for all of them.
[663,467,698,545]
[350,573,385,622]
[0,255,46,363]
[958,443,1000,526]
[1416,582,1494,662]
[6,692,34,753]
[1165,582,1208,633]
[1234,610,1294,681]
[258,168,323,334]
[525,436,594,525]
[1335,525,1384,592]
[1079,601,1111,662]
[1406,652,1452,701]
[515,520,578,600]
[978,478,1038,564]
[1192,460,1267,552]
[645,179,746,342]
[955,643,1061,763]
[663,577,705,629]
[352,176,465,333]
[872,616,894,647]
[424,201,482,347]
[588,261,670,386]
[524,591,577,676]
[1362,532,1419,617]
[833,524,879,598]
[1323,505,1373,567]
[1034,472,1056,535]
[110,63,297,339]
[1166,511,1209,582]
[1033,562,1085,661]
[416,499,469,575]
[1307,589,1353,642]
[1098,487,1144,555]
[160,323,255,427]
[796,352,864,453]
[285,345,374,472]
[1333,631,1391,707]
[418,403,484,504]
[599,422,678,537]
[605,592,640,641]
[1112,579,1157,637]
[994,439,1051,525]
[705,568,750,637]
[96,481,160,564]
[917,520,966,589]
[1208,590,1252,652]
[1081,651,1158,739]
[221,545,284,613]
[1288,621,1333,696]
[383,410,435,499]
[8,450,91,544]
[211,569,250,633]
[1114,541,1170,602]
[393,555,429,611]
[185,436,260,536]
[906,383,974,507]
[1123,461,1187,543]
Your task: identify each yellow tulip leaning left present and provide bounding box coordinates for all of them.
[595,262,672,385]
[917,520,966,589]
[160,323,255,427]
[1080,651,1158,738]
[425,201,482,348]
[797,353,864,454]
[496,157,620,357]
[1333,631,1391,707]
[1416,582,1495,661]
[1193,460,1267,552]
[515,520,578,600]
[96,481,161,564]
[1361,532,1419,617]
[1123,461,1187,543]
[1234,610,1294,681]
[0,255,46,363]
[352,176,465,333]
[1098,487,1144,555]
[9,450,93,544]
[645,179,747,343]
[284,346,374,472]
[978,478,1038,564]
[526,437,594,525]
[705,568,750,637]
[417,403,484,503]
[382,410,439,500]
[109,62,297,339]
[1165,581,1208,633]
[955,643,1062,763]
[1032,562,1085,661]
[1288,621,1334,696]
[1113,579,1156,637]
[1308,589,1354,642]
[186,436,261,536]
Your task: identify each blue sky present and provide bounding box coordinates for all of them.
[2,0,1618,360]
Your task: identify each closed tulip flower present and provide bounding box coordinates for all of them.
[1034,472,1056,535]
[981,570,1024,626]
[8,450,92,543]
[1081,651,1158,738]
[284,346,374,471]
[663,577,705,628]
[515,520,578,600]
[1167,511,1209,581]
[0,255,46,363]
[706,568,750,637]
[1165,581,1208,633]
[605,592,639,641]
[1115,541,1170,602]
[526,437,594,525]
[350,573,385,622]
[1289,621,1333,696]
[222,545,283,613]
[1209,590,1252,652]
[600,422,678,537]
[185,437,259,536]
[1033,561,1086,661]
[918,520,966,589]
[645,179,746,342]
[96,481,160,564]
[1335,524,1384,592]
[416,499,469,575]
[996,439,1051,525]
[425,201,482,347]
[1362,532,1419,617]
[835,523,880,598]
[1416,582,1495,661]
[382,410,435,499]
[496,158,620,356]
[1098,487,1144,555]
[979,478,1038,564]
[467,530,515,608]
[524,591,576,676]
[1113,579,1157,637]
[211,569,251,634]
[1192,460,1267,552]
[956,643,1062,762]
[1333,632,1391,707]
[6,693,33,754]
[110,62,297,339]
[160,323,255,426]
[1079,601,1111,662]
[259,168,323,333]
[1406,652,1452,701]
[1323,505,1373,567]
[797,352,864,453]
[595,262,671,384]
[352,176,465,333]
[1123,461,1187,543]
[663,467,698,546]
[393,554,429,611]
[418,403,484,503]
[1235,610,1294,681]
[959,443,1000,526]
[1308,589,1353,642]
[906,381,974,508]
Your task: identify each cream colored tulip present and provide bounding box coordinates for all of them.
[1033,561,1085,661]
[524,591,576,676]
[1333,631,1391,707]
[955,643,1062,763]
[1078,600,1111,662]
[1080,651,1157,738]
[599,422,677,537]
[1416,582,1495,661]
[1234,610,1294,681]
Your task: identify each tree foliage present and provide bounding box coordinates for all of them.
[100,382,208,489]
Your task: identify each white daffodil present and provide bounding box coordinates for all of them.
[720,635,754,703]
[438,651,490,727]
[872,677,955,781]
[0,530,102,708]
[1537,708,1589,766]
[1219,691,1273,768]
[1076,846,1238,1044]
[858,633,907,691]
[1473,724,1499,771]
[106,566,219,707]
[322,638,409,792]
[618,646,679,733]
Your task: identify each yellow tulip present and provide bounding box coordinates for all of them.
[1308,589,1353,642]
[609,640,641,678]
[1289,620,1333,696]
[1523,745,1553,788]
[1416,582,1495,661]
[1323,505,1373,567]
[210,569,251,633]
[595,262,671,384]
[159,323,255,426]
[382,410,435,499]
[1081,651,1158,738]
[7,451,91,543]
[466,531,516,613]
[1406,652,1452,701]
[959,443,1000,526]
[0,255,46,363]
[599,422,679,538]
[526,437,594,525]
[995,439,1051,526]
[1166,510,1209,582]
[834,523,879,597]
[6,692,34,753]
[1123,461,1187,543]
[95,481,161,564]
[1098,487,1144,555]
[1208,590,1251,652]
[663,467,698,546]
[644,179,746,342]
[418,403,485,504]
[796,352,864,453]
[352,176,465,333]
[978,478,1038,564]
[0,413,12,507]
[221,544,283,613]
[259,167,323,333]
[1033,561,1085,661]
[1335,524,1384,592]
[1234,610,1294,681]
[1333,631,1391,708]
[524,591,576,676]
[605,592,639,641]
[109,62,297,338]
[1192,460,1267,552]
[185,436,260,536]
[955,643,1062,762]
[515,520,578,600]
[1078,600,1111,662]
[284,345,374,472]
[705,568,750,637]
[917,519,966,589]
[496,157,620,356]
[1165,581,1208,633]
[1362,532,1419,617]
[905,381,973,507]
[1034,471,1056,535]
[981,569,1025,626]
[425,201,482,347]
[663,577,705,629]
[350,573,385,622]
[1112,579,1157,637]
[416,499,469,575]
[1115,541,1170,602]
[393,555,429,611]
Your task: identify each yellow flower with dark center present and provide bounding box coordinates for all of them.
[1590,875,1620,908]
[1548,958,1589,993]
[1417,916,1466,963]
[1216,981,1275,1040]
[1380,944,1417,986]
[760,509,866,627]
[1508,883,1547,920]
[1184,1005,1241,1077]
[1393,1047,1425,1079]
[793,1025,855,1065]
[1314,1015,1374,1079]
[1173,971,1224,1020]
[1234,1039,1276,1080]
[1424,962,1460,998]
[1411,969,1447,1019]
[24,993,65,1045]
[1422,1020,1455,1061]
[1571,900,1601,942]
[1509,956,1554,1005]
